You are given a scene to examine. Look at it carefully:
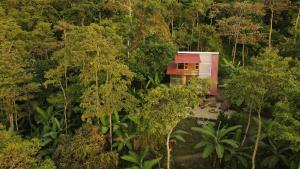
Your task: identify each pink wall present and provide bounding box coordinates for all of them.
[210,54,218,95]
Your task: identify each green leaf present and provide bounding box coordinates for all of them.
[173,130,189,135]
[101,127,109,134]
[121,154,139,165]
[219,125,242,138]
[34,106,48,122]
[144,157,161,169]
[236,155,248,168]
[173,135,185,142]
[268,156,279,169]
[202,145,214,158]
[194,141,208,149]
[100,116,108,125]
[43,131,57,139]
[125,166,140,169]
[191,127,216,139]
[216,144,224,158]
[221,139,239,148]
[141,147,149,160]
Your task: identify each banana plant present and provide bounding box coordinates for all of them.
[121,147,162,169]
[112,133,135,152]
[191,122,241,167]
[33,106,63,157]
[260,138,290,169]
[99,112,136,152]
[98,112,128,135]
[223,128,251,169]
[145,73,161,89]
[171,129,190,142]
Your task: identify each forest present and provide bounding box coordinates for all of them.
[0,0,299,169]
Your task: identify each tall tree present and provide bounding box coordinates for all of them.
[0,17,39,130]
[139,79,209,169]
[265,0,291,48]
[224,48,296,169]
[76,23,136,150]
[44,20,73,133]
[217,1,264,64]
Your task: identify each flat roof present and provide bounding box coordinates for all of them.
[178,51,219,55]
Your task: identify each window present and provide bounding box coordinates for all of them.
[177,63,184,69]
[184,63,188,69]
[170,75,181,84]
[195,63,199,70]
[177,63,188,70]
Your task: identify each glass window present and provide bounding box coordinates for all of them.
[177,63,188,70]
[184,63,188,69]
[195,63,199,70]
[177,63,184,69]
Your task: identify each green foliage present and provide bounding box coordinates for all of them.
[0,124,56,169]
[171,130,190,143]
[0,0,299,168]
[271,102,300,151]
[224,48,295,111]
[53,125,118,169]
[33,106,63,157]
[260,138,290,169]
[121,147,161,169]
[130,34,176,85]
[73,23,135,120]
[0,16,39,130]
[192,122,241,159]
[138,78,209,146]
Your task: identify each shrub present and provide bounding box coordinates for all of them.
[53,124,118,169]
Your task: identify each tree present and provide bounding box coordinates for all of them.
[53,124,118,169]
[265,0,291,48]
[132,0,171,48]
[75,23,136,150]
[224,48,296,169]
[138,78,209,169]
[191,122,241,168]
[44,20,74,133]
[29,21,57,60]
[130,34,176,87]
[0,123,56,169]
[0,17,39,131]
[216,1,264,64]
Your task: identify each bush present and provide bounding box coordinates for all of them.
[53,124,118,169]
[0,124,56,169]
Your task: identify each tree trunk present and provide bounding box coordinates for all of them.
[8,99,14,131]
[109,114,113,151]
[251,109,262,169]
[242,43,245,67]
[13,95,18,131]
[171,17,174,38]
[268,9,274,48]
[232,37,238,63]
[166,126,174,169]
[59,80,68,134]
[241,111,252,146]
[294,8,300,43]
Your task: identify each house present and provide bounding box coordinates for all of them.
[166,51,219,95]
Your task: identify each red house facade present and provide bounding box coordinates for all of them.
[166,51,219,95]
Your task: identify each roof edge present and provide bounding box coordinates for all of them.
[178,51,219,55]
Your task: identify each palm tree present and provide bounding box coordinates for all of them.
[191,122,241,167]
